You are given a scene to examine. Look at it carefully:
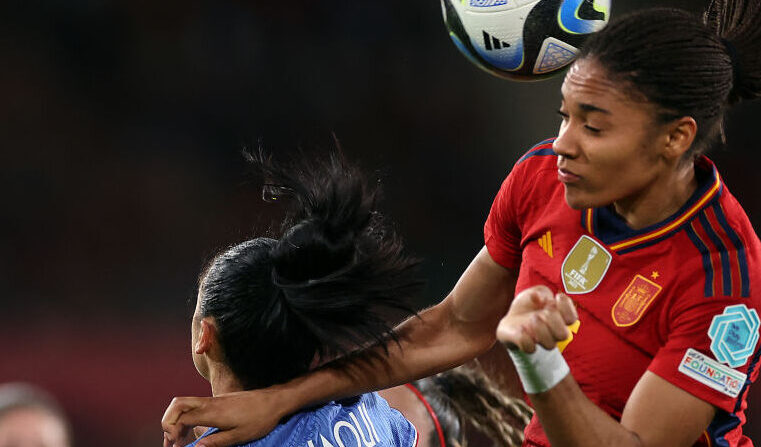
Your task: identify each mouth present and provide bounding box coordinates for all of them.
[557,167,581,184]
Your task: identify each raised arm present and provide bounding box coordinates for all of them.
[497,286,716,447]
[162,246,518,447]
[528,367,715,447]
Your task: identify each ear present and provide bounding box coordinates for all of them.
[194,318,217,355]
[663,116,697,160]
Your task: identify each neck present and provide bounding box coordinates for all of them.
[208,364,245,396]
[613,159,697,230]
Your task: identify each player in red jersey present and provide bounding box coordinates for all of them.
[162,1,761,446]
[490,137,759,446]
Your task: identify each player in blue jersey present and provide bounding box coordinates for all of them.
[163,0,761,446]
[166,149,420,447]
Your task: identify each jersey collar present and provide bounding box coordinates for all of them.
[581,156,723,254]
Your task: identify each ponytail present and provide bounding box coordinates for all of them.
[411,364,532,447]
[198,146,422,390]
[704,0,761,104]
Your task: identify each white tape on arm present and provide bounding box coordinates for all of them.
[508,346,570,394]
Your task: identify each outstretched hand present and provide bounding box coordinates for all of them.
[162,389,287,447]
[496,285,578,352]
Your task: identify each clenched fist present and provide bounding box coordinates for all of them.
[496,285,578,353]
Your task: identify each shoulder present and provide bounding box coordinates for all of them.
[491,138,559,191]
[331,392,398,421]
[710,182,761,295]
[492,138,562,209]
[716,185,761,256]
[514,137,557,167]
[510,137,558,182]
[500,138,559,190]
[675,160,761,299]
[240,409,316,447]
[698,157,759,253]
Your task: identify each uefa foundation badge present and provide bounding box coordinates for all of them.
[709,304,760,368]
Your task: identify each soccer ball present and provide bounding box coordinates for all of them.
[442,0,611,81]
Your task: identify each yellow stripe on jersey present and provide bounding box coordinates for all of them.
[609,173,722,252]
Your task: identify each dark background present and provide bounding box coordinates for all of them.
[2,0,760,446]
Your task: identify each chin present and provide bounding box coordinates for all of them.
[563,190,589,210]
[564,191,612,210]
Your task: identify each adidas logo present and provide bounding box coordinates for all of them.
[482,31,511,50]
[538,231,553,258]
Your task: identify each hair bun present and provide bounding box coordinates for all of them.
[271,218,355,283]
[705,0,761,104]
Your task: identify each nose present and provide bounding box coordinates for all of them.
[552,121,579,160]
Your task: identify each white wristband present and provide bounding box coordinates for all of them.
[508,346,570,394]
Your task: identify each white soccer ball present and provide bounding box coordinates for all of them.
[441,0,611,81]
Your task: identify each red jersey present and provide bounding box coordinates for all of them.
[484,139,761,447]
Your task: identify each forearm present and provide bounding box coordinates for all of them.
[280,297,498,414]
[162,249,519,446]
[477,343,524,398]
[498,286,715,447]
[530,375,641,447]
[269,247,517,420]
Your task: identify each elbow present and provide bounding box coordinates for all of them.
[624,429,644,447]
[441,300,500,357]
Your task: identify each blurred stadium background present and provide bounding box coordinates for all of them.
[3,0,760,445]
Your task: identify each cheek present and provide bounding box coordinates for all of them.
[587,135,656,185]
[566,141,657,208]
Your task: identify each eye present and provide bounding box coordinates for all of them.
[556,109,569,120]
[584,125,601,133]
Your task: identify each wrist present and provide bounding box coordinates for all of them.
[265,381,307,419]
[508,345,570,394]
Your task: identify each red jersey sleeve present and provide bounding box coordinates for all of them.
[484,166,524,270]
[648,296,760,413]
[484,140,557,270]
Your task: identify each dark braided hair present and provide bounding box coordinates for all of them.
[412,364,532,447]
[578,0,761,157]
[198,148,423,390]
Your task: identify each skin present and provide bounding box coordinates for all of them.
[554,59,698,229]
[164,290,243,447]
[0,408,70,447]
[191,291,243,397]
[162,59,716,447]
[499,59,714,447]
[377,386,435,447]
[164,246,518,447]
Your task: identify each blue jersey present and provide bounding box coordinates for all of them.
[190,392,417,447]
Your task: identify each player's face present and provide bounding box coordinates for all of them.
[553,58,671,211]
[0,408,70,447]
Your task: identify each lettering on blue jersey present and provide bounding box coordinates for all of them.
[359,402,381,442]
[301,402,384,447]
[679,348,746,398]
[709,304,760,368]
[192,398,407,447]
